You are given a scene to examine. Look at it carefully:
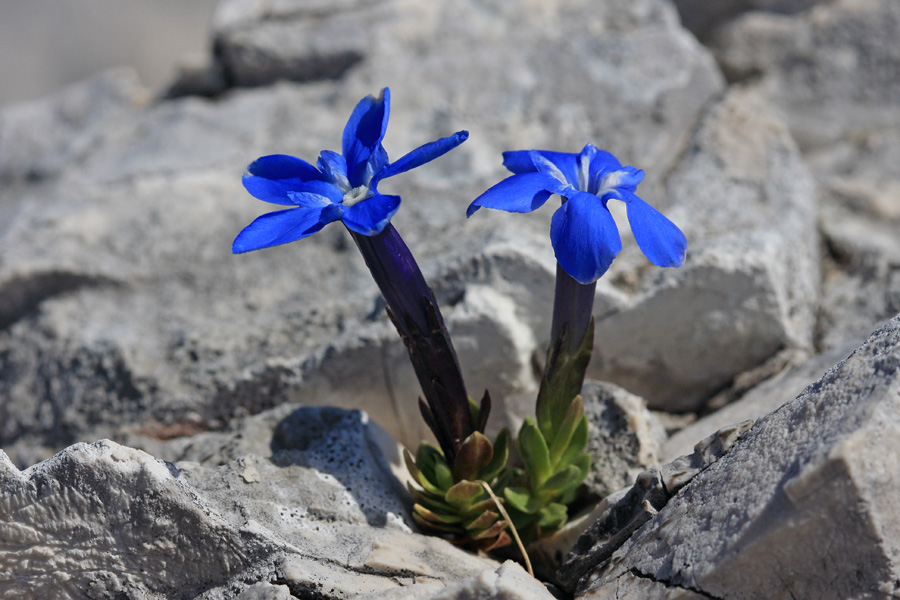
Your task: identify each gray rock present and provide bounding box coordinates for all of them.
[817,203,900,352]
[571,316,900,599]
[0,407,498,599]
[672,0,820,42]
[558,420,753,592]
[589,85,819,411]
[709,0,900,353]
[661,345,854,461]
[0,0,723,463]
[353,561,554,600]
[581,380,667,501]
[712,0,900,151]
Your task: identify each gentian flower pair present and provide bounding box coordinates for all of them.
[233,88,468,253]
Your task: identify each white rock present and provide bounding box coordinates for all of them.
[353,561,554,600]
[0,407,498,599]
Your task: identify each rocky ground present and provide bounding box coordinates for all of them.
[1,0,899,598]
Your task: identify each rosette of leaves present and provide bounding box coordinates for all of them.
[502,320,593,542]
[405,397,512,551]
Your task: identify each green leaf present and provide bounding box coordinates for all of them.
[434,458,455,491]
[407,483,455,512]
[445,480,484,509]
[548,395,585,467]
[461,497,501,519]
[556,415,589,470]
[539,464,583,494]
[503,486,542,515]
[480,429,510,483]
[518,418,552,488]
[404,449,442,496]
[536,502,568,533]
[536,318,595,436]
[472,519,508,540]
[465,509,499,531]
[452,431,493,482]
[412,511,460,534]
[415,443,445,485]
[413,503,464,525]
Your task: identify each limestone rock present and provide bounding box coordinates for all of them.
[661,344,854,461]
[709,0,900,353]
[580,380,667,501]
[571,316,900,599]
[0,407,498,599]
[558,420,753,592]
[353,561,554,600]
[589,85,819,411]
[671,0,820,41]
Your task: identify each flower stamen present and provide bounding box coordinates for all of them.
[343,185,371,207]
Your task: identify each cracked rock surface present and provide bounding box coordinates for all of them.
[572,316,900,599]
[0,407,499,599]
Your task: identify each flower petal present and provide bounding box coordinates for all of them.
[342,89,391,187]
[375,130,469,185]
[317,150,350,189]
[342,194,401,236]
[529,151,571,194]
[248,154,324,181]
[242,175,343,205]
[550,192,622,284]
[232,204,341,253]
[619,190,687,267]
[503,150,579,189]
[466,172,560,217]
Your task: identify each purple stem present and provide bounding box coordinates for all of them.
[550,264,596,357]
[350,224,475,463]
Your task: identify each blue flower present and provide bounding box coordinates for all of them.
[468,144,686,284]
[233,88,469,253]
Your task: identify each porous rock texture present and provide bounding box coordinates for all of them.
[570,316,900,599]
[0,406,499,599]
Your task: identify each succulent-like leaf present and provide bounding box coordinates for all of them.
[452,431,494,482]
[445,480,484,509]
[465,509,500,530]
[411,511,460,534]
[555,414,589,470]
[461,497,502,519]
[413,503,464,525]
[403,449,443,495]
[472,519,509,540]
[536,502,568,533]
[434,459,455,491]
[539,464,583,494]
[407,483,455,512]
[474,530,512,552]
[480,429,510,483]
[475,390,492,433]
[547,395,585,467]
[518,418,552,488]
[504,486,542,515]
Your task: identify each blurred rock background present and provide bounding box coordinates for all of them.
[0,0,217,107]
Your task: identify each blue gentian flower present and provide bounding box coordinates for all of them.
[468,144,686,284]
[233,88,469,253]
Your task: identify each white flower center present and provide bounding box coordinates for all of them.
[343,185,371,207]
